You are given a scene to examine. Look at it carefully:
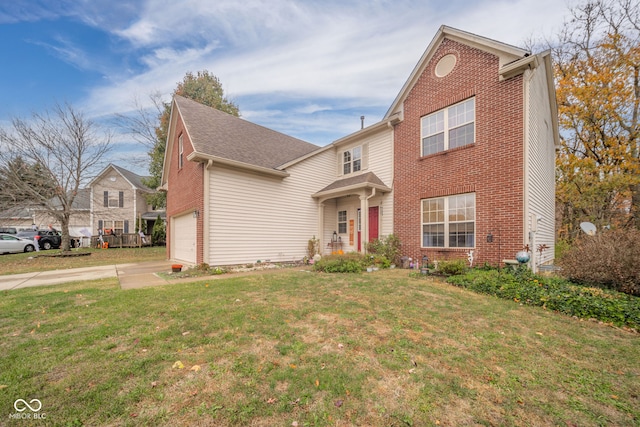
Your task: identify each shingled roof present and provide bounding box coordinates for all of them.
[174,95,319,170]
[313,171,391,199]
[111,165,152,191]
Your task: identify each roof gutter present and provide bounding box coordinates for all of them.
[499,54,540,81]
[312,182,391,199]
[187,152,290,178]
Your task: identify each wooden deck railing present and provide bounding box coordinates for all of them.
[90,233,152,248]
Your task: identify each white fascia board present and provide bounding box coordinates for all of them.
[187,152,290,178]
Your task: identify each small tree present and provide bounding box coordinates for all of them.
[151,214,166,246]
[0,103,112,251]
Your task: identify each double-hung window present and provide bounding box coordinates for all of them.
[338,210,347,234]
[422,193,475,248]
[104,191,124,208]
[421,98,475,156]
[342,146,361,175]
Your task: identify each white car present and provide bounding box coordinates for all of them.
[0,233,36,254]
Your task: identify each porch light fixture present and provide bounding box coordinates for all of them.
[332,231,338,242]
[193,210,199,218]
[486,232,493,243]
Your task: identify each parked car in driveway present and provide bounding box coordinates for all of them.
[0,233,36,254]
[16,230,62,250]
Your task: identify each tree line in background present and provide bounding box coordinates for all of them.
[549,0,639,239]
[0,0,637,253]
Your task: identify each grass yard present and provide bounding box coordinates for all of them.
[1,269,638,426]
[0,246,167,275]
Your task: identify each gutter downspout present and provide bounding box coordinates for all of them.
[363,187,377,253]
[203,159,213,264]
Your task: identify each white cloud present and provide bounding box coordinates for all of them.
[78,0,570,147]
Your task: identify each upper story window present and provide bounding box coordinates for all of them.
[104,191,124,208]
[422,193,475,248]
[178,134,184,169]
[342,146,361,175]
[421,98,475,156]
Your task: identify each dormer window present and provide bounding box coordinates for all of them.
[343,146,362,175]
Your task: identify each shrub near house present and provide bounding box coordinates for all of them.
[447,268,640,329]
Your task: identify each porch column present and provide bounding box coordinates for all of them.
[359,194,368,253]
[317,202,325,255]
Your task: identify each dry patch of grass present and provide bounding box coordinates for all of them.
[1,270,638,426]
[0,246,166,275]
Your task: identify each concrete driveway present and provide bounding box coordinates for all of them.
[0,260,174,291]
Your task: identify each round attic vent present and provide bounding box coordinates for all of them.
[435,54,456,77]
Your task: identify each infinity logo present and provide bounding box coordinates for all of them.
[14,399,42,412]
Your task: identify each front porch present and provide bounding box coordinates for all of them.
[313,172,392,255]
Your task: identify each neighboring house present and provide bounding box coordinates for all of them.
[89,164,164,236]
[162,25,558,270]
[0,206,35,230]
[0,190,91,235]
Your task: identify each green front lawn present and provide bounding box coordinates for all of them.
[0,246,167,275]
[1,270,638,426]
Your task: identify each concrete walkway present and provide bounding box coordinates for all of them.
[0,260,174,291]
[0,261,306,291]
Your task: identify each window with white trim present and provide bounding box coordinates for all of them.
[421,98,475,156]
[342,146,361,175]
[338,210,347,234]
[421,193,475,248]
[101,220,125,235]
[108,192,119,207]
[103,191,124,208]
[178,134,184,169]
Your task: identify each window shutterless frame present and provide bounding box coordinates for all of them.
[421,97,475,156]
[421,193,475,248]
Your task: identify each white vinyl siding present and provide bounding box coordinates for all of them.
[525,65,556,266]
[366,129,394,236]
[173,213,196,264]
[208,150,336,266]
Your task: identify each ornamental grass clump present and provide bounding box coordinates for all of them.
[446,268,640,329]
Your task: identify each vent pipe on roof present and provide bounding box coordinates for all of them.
[360,116,365,129]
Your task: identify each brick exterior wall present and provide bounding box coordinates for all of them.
[165,115,205,264]
[393,38,525,267]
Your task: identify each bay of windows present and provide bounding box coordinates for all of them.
[422,193,475,248]
[421,98,475,156]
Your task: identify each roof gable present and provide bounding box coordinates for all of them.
[173,95,319,170]
[385,25,529,119]
[89,164,152,192]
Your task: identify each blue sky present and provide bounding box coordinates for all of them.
[0,0,570,175]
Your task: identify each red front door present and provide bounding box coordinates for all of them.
[368,206,379,241]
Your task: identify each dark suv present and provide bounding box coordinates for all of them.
[16,230,62,250]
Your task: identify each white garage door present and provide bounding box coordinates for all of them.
[173,213,196,264]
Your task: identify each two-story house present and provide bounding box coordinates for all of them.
[89,164,162,237]
[161,25,558,269]
[389,26,558,269]
[161,95,396,266]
